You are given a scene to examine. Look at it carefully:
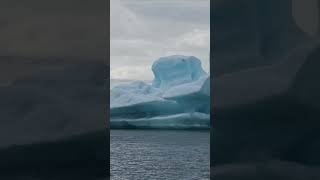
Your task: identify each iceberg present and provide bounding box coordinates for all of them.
[152,55,207,90]
[110,55,210,129]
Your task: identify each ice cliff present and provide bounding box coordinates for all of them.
[110,55,210,129]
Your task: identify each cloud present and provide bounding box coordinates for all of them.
[111,65,154,80]
[111,39,157,57]
[110,0,148,38]
[111,0,210,80]
[175,29,210,49]
[122,0,210,25]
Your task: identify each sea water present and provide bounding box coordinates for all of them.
[111,130,210,180]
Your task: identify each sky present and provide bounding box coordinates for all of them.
[111,0,210,80]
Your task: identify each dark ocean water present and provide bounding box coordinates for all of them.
[111,130,210,180]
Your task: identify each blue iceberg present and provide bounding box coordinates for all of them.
[110,55,210,129]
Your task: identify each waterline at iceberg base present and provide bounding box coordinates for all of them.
[110,55,210,129]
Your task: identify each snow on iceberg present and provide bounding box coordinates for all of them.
[110,55,210,129]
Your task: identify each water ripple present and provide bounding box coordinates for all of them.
[111,130,209,180]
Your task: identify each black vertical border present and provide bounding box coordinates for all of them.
[107,0,111,177]
[210,0,214,177]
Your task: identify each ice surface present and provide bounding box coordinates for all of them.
[110,55,210,129]
[152,55,207,90]
[111,113,210,129]
[111,81,163,108]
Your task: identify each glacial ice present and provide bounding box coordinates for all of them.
[152,55,207,90]
[111,113,210,129]
[110,55,210,129]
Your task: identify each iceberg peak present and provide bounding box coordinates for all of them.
[152,55,207,90]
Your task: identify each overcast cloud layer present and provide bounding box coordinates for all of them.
[111,0,210,80]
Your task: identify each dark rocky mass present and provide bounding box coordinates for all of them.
[211,0,320,179]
